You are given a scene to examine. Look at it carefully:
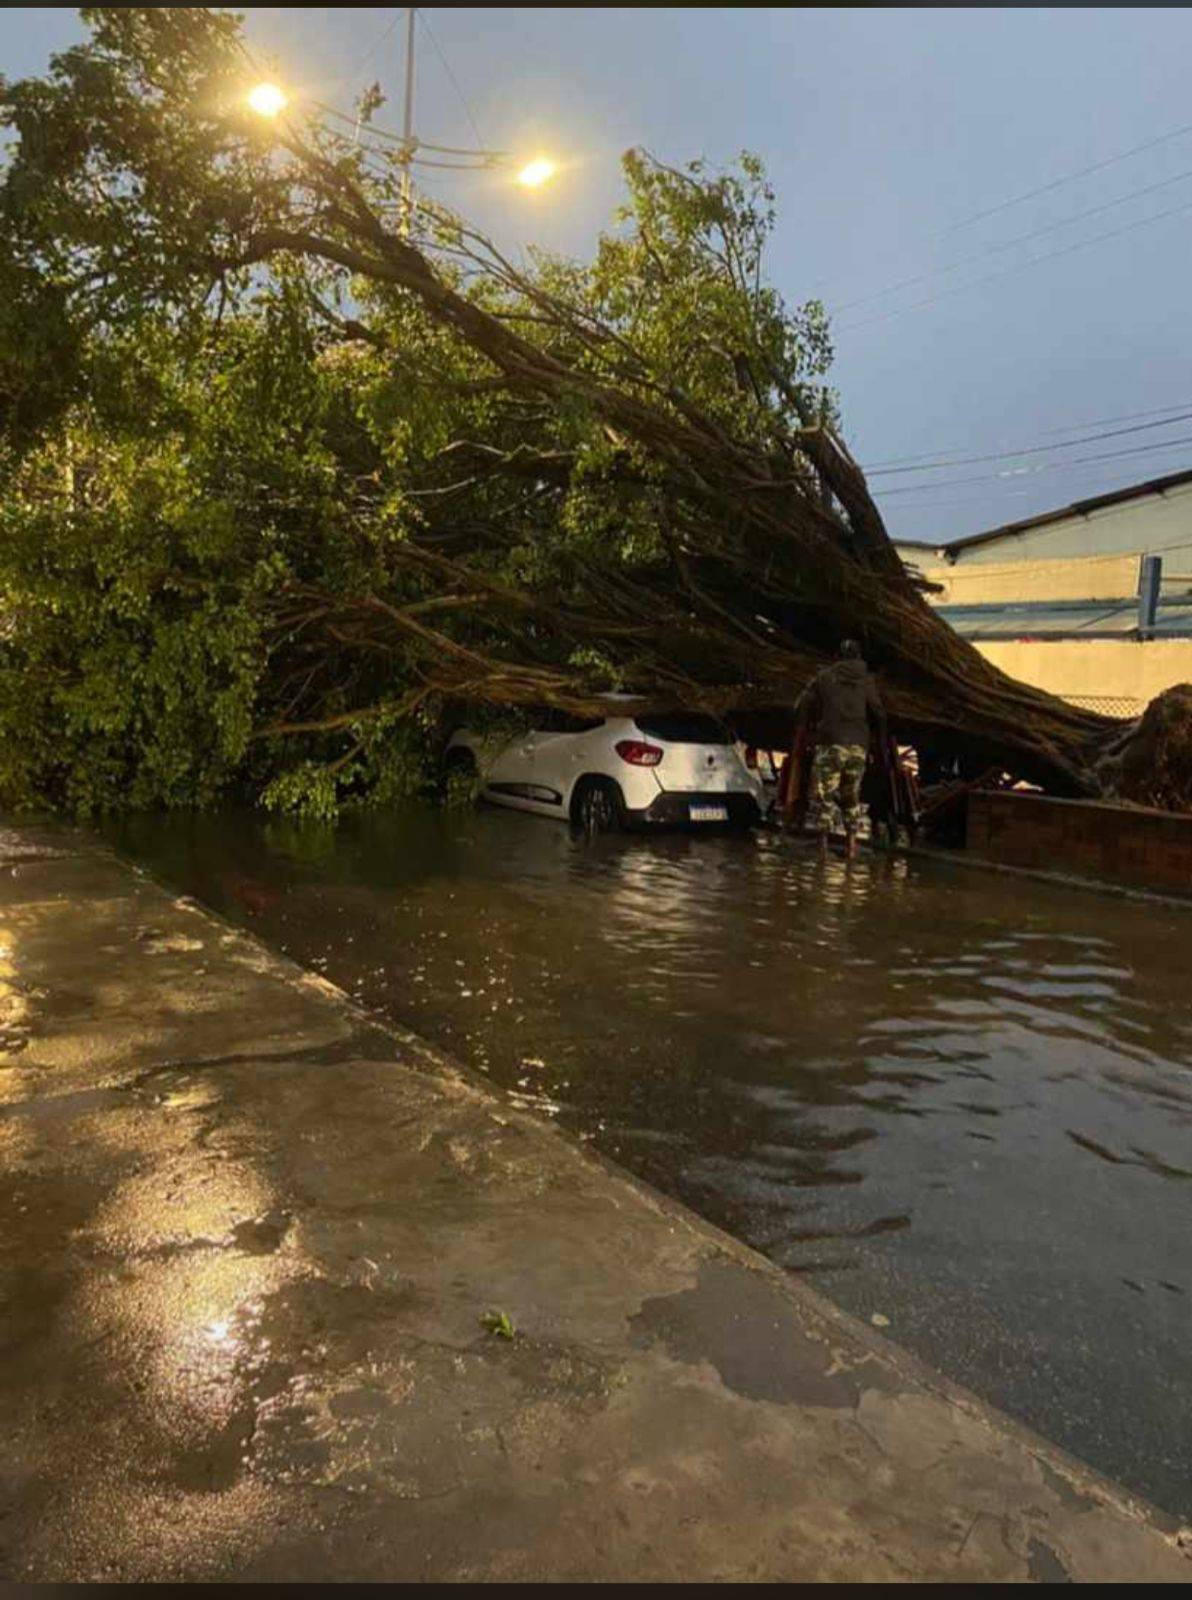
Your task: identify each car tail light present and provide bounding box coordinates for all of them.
[615,739,664,767]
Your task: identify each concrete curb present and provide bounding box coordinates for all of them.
[1,820,1188,1582]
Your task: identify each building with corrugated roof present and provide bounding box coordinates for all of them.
[894,468,1192,718]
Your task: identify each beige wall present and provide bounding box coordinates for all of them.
[904,546,1191,712]
[974,638,1192,715]
[918,551,1141,605]
[896,499,1192,714]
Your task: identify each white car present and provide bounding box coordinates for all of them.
[444,705,767,831]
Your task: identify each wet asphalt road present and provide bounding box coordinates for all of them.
[8,828,1189,1582]
[108,803,1192,1518]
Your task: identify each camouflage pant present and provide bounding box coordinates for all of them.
[808,743,867,833]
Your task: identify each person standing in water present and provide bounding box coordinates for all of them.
[794,639,886,860]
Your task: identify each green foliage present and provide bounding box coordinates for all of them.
[0,291,425,815]
[587,148,835,436]
[0,420,272,814]
[479,1309,516,1340]
[0,7,844,818]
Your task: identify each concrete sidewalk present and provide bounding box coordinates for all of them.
[0,823,1187,1583]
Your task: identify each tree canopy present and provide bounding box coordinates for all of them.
[0,7,1129,816]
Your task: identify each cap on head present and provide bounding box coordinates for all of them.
[838,638,861,660]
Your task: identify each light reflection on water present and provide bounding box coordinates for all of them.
[109,803,1192,1517]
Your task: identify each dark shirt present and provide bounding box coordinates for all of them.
[797,659,885,748]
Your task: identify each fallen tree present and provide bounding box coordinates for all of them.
[227,168,1115,795]
[1,9,1181,812]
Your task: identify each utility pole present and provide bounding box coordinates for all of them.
[399,7,416,237]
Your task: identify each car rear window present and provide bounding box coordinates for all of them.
[634,713,732,744]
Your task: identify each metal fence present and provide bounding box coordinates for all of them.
[1061,694,1143,719]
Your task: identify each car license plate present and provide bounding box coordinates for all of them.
[689,803,728,823]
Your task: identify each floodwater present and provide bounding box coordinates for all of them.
[108,804,1192,1517]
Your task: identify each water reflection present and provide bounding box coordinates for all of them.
[109,803,1192,1516]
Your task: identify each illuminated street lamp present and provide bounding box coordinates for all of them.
[391,8,559,231]
[247,81,287,118]
[242,11,562,235]
[516,157,557,191]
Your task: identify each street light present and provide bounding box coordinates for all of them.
[247,81,287,118]
[391,8,558,230]
[516,157,557,190]
[242,11,562,233]
[245,77,559,197]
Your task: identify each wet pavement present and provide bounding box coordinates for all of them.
[2,819,1189,1582]
[106,803,1192,1522]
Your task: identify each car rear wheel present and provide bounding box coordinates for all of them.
[571,776,627,835]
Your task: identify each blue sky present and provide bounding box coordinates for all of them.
[8,7,1192,544]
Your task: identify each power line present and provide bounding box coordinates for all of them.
[416,8,487,154]
[876,431,1192,498]
[314,99,503,160]
[340,7,405,103]
[879,489,1044,516]
[865,409,1192,478]
[1038,400,1192,439]
[888,485,1192,528]
[889,481,1189,517]
[837,192,1192,335]
[941,116,1192,236]
[864,401,1192,470]
[836,163,1192,315]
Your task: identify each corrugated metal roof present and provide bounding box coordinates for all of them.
[933,467,1192,560]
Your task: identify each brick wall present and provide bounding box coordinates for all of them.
[966,790,1192,898]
